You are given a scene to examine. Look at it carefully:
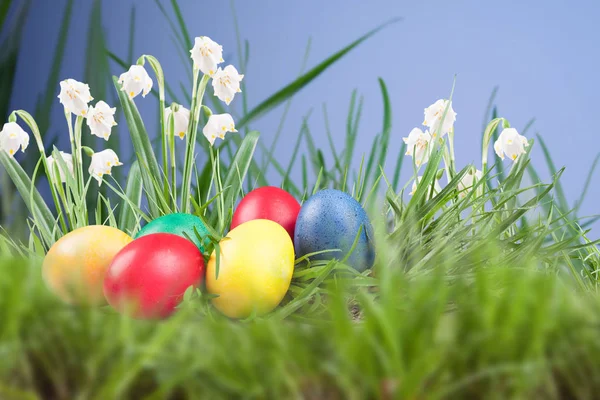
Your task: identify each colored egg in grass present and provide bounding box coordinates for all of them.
[231,186,301,240]
[294,189,375,272]
[207,219,295,319]
[135,213,212,252]
[103,233,205,319]
[42,225,133,305]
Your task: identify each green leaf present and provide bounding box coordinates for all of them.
[236,18,401,129]
[33,0,73,136]
[536,133,569,212]
[112,76,166,218]
[118,161,143,235]
[208,131,260,230]
[362,78,391,200]
[0,153,56,247]
[575,152,600,214]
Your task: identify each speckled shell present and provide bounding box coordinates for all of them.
[294,189,375,271]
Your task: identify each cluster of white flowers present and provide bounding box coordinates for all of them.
[403,99,458,171]
[0,78,121,185]
[116,36,242,147]
[0,35,245,187]
[405,99,529,199]
[57,79,120,184]
[190,36,243,144]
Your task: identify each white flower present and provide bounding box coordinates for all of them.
[57,79,93,116]
[190,36,224,76]
[212,65,244,105]
[423,99,456,137]
[403,127,433,167]
[164,106,191,140]
[494,128,528,162]
[118,65,153,99]
[458,168,483,198]
[88,149,123,185]
[409,176,442,199]
[0,122,29,157]
[86,101,117,141]
[202,114,237,146]
[47,152,73,183]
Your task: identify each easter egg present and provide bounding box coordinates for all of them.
[231,186,301,240]
[294,189,375,272]
[103,233,205,319]
[207,219,295,318]
[135,213,211,252]
[42,225,133,305]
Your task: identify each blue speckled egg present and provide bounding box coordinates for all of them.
[294,189,375,271]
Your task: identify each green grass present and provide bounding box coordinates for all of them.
[2,1,600,399]
[2,240,600,399]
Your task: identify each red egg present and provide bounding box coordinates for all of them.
[103,233,205,319]
[231,186,301,239]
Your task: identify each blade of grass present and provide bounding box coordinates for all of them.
[208,131,260,231]
[112,76,166,218]
[236,18,400,129]
[118,161,143,235]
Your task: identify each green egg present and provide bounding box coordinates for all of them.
[135,213,212,252]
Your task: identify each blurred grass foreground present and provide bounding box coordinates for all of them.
[3,1,600,400]
[3,248,600,399]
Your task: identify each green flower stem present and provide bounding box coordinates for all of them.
[441,140,453,184]
[448,129,456,175]
[139,55,168,203]
[481,118,504,177]
[65,111,78,188]
[51,160,73,229]
[14,110,68,233]
[167,112,177,209]
[181,71,210,213]
[74,116,85,201]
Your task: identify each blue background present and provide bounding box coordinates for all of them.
[7,0,600,221]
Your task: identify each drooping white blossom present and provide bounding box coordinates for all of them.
[118,65,153,99]
[57,79,93,116]
[86,101,117,141]
[190,36,224,76]
[88,149,123,185]
[212,65,244,105]
[164,106,191,140]
[202,113,237,146]
[423,99,456,137]
[409,176,442,199]
[458,168,483,198]
[493,128,528,162]
[47,152,73,183]
[403,127,433,167]
[0,122,29,157]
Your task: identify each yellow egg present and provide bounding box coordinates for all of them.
[42,225,133,305]
[207,219,295,318]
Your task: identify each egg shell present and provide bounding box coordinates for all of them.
[294,189,375,272]
[231,186,301,240]
[103,233,205,319]
[135,213,212,252]
[42,225,133,305]
[207,219,295,319]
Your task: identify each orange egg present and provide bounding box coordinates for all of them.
[42,225,133,305]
